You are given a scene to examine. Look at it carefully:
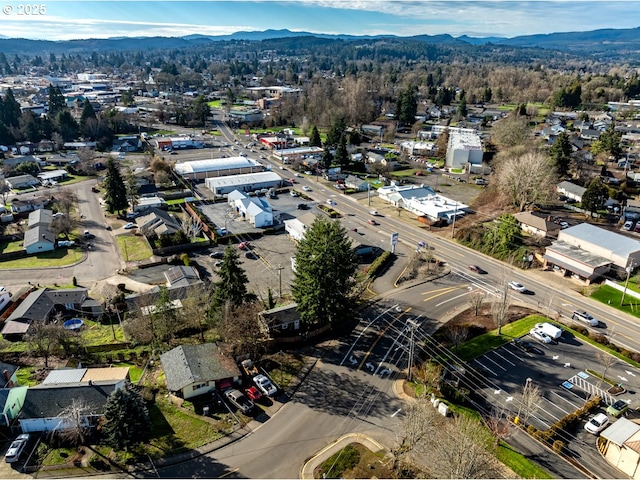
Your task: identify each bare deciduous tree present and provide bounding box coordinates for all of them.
[26,319,65,368]
[413,362,443,397]
[0,178,10,205]
[490,116,531,149]
[491,281,511,335]
[180,214,203,240]
[51,215,75,239]
[469,291,485,316]
[516,378,542,425]
[445,325,469,352]
[494,148,557,211]
[53,190,77,215]
[52,398,91,446]
[217,301,268,358]
[596,350,618,392]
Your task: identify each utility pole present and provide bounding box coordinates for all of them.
[275,264,284,298]
[406,318,419,382]
[450,201,458,239]
[621,259,636,306]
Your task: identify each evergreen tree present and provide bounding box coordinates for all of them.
[582,176,609,216]
[103,158,128,213]
[191,95,210,126]
[335,133,349,167]
[55,110,79,142]
[0,88,21,128]
[47,84,66,117]
[325,117,346,147]
[80,102,97,139]
[291,217,358,330]
[101,383,151,451]
[548,131,573,177]
[591,124,623,160]
[396,85,417,125]
[212,244,251,308]
[309,125,322,147]
[322,149,334,170]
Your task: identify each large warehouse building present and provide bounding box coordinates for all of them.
[204,171,283,196]
[174,157,264,181]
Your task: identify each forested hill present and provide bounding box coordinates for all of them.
[0,26,639,64]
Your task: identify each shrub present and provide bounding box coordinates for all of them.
[589,333,608,345]
[552,440,565,453]
[368,251,393,278]
[180,253,190,266]
[318,444,360,478]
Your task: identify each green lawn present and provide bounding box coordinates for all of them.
[591,284,640,318]
[0,248,84,269]
[117,235,152,262]
[455,314,548,361]
[0,239,24,253]
[165,198,186,205]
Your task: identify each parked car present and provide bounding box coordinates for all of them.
[475,178,487,185]
[297,203,309,210]
[123,222,137,229]
[623,220,635,231]
[512,338,542,354]
[224,388,254,414]
[58,240,75,247]
[245,251,258,259]
[290,190,299,197]
[572,310,599,327]
[125,212,139,219]
[607,399,630,418]
[529,327,552,344]
[327,199,336,206]
[302,186,312,192]
[468,265,487,274]
[244,386,262,402]
[210,251,224,259]
[584,413,610,435]
[508,281,526,292]
[238,241,250,250]
[559,221,569,229]
[304,171,313,175]
[254,374,278,396]
[4,433,30,463]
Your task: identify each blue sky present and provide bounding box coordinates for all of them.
[1,1,639,41]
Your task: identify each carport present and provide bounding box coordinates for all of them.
[600,417,640,478]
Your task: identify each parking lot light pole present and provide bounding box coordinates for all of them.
[621,259,637,306]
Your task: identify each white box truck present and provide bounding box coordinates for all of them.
[535,322,562,340]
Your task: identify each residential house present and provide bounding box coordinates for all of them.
[112,136,142,152]
[284,212,317,243]
[513,211,561,237]
[344,175,369,192]
[133,196,167,213]
[136,208,181,238]
[27,209,53,229]
[38,170,68,184]
[0,155,44,169]
[1,287,94,338]
[160,343,241,400]
[163,265,202,288]
[556,181,586,203]
[23,226,55,254]
[227,190,273,228]
[0,361,19,388]
[258,303,301,336]
[0,385,28,427]
[46,153,80,167]
[18,380,122,433]
[10,196,50,214]
[6,174,40,190]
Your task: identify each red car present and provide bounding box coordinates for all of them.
[238,241,250,250]
[468,265,487,274]
[368,219,378,225]
[244,386,262,401]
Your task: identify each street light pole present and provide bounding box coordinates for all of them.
[621,259,637,306]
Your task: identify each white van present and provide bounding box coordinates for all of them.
[535,322,562,340]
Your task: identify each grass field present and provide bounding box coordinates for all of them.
[0,248,84,269]
[591,284,640,318]
[117,235,152,262]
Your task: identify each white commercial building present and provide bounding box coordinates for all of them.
[174,157,264,180]
[377,184,468,224]
[204,171,282,196]
[227,190,273,228]
[446,130,484,170]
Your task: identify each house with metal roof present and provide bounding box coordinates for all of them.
[226,190,273,228]
[42,367,130,385]
[160,343,241,400]
[164,265,201,288]
[27,208,53,229]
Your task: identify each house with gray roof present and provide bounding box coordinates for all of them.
[514,211,561,238]
[1,287,95,338]
[556,181,586,203]
[18,380,122,433]
[27,208,53,229]
[137,208,181,238]
[344,175,369,192]
[9,196,50,214]
[23,225,55,254]
[6,174,40,190]
[160,343,241,400]
[164,265,202,288]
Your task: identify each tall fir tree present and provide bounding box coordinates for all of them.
[103,158,128,213]
[101,384,151,451]
[1,88,21,128]
[335,133,349,167]
[47,84,66,117]
[212,244,251,308]
[309,126,322,147]
[291,217,358,330]
[548,131,573,177]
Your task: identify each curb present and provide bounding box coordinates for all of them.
[299,433,387,479]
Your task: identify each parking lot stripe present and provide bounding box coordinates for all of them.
[487,350,516,367]
[471,358,497,376]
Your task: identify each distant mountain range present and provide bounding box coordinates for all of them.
[0,26,639,60]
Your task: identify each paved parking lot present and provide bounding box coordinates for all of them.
[463,327,640,476]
